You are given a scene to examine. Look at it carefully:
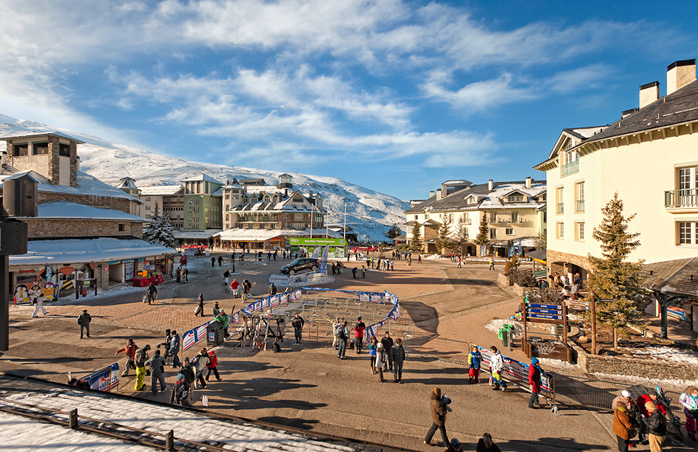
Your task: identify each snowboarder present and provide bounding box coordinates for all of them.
[468,345,482,384]
[77,309,91,339]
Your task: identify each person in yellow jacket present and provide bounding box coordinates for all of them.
[134,345,150,391]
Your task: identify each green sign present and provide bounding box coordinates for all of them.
[289,238,345,246]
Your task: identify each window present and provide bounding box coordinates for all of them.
[556,222,564,239]
[59,143,70,157]
[489,212,497,222]
[575,222,585,241]
[414,215,418,220]
[678,222,697,245]
[556,187,564,214]
[33,142,49,155]
[118,223,125,232]
[508,194,523,202]
[511,212,518,223]
[489,229,497,239]
[505,228,514,235]
[575,182,585,212]
[12,143,28,156]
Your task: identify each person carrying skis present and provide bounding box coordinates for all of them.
[468,345,482,384]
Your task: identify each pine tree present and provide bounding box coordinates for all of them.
[143,206,176,248]
[435,214,454,255]
[410,221,422,251]
[474,213,489,255]
[385,223,402,244]
[586,193,647,349]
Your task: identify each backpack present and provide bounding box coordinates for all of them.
[339,328,348,340]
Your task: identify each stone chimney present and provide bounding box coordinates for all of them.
[436,189,442,200]
[488,179,494,191]
[667,59,696,95]
[429,190,435,198]
[525,177,532,189]
[639,81,659,109]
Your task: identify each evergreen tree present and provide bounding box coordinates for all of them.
[143,206,176,248]
[385,223,402,244]
[453,216,469,255]
[435,214,454,255]
[474,213,489,255]
[410,221,422,251]
[586,193,647,349]
[535,229,547,250]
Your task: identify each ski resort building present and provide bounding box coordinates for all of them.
[405,178,547,256]
[0,131,177,299]
[216,174,330,250]
[533,59,698,331]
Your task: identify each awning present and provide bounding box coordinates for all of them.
[216,228,342,242]
[9,238,178,267]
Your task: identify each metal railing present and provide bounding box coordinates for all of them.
[665,188,698,208]
[561,160,579,176]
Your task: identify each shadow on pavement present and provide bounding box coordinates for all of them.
[256,416,320,430]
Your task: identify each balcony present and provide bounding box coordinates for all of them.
[665,189,698,210]
[556,203,564,214]
[576,199,585,212]
[561,160,579,176]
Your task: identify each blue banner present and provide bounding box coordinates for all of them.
[79,363,119,392]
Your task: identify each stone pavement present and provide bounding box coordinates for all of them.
[3,252,687,451]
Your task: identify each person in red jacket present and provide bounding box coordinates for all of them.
[205,350,222,382]
[116,339,137,377]
[528,356,543,409]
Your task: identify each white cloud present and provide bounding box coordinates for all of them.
[423,72,536,110]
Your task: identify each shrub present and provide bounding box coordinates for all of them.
[508,269,537,287]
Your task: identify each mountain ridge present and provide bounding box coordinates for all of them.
[0,115,408,241]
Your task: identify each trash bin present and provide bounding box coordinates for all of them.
[207,321,225,347]
[498,328,504,340]
[501,329,510,348]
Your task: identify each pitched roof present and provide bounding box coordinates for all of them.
[181,174,222,184]
[643,257,698,298]
[138,185,183,196]
[0,130,85,144]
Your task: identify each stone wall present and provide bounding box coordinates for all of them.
[573,343,698,380]
[26,219,143,239]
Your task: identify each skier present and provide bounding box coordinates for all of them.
[115,338,137,376]
[468,345,482,384]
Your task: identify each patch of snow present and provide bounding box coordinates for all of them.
[485,318,524,336]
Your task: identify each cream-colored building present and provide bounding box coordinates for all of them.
[139,185,185,229]
[405,178,546,256]
[534,58,698,279]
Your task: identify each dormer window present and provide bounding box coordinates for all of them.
[507,193,524,202]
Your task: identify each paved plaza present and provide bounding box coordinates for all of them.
[1,253,694,451]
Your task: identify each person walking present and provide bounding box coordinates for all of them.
[145,350,167,395]
[145,349,166,395]
[645,401,666,452]
[146,282,158,304]
[489,346,506,391]
[528,357,543,408]
[231,279,240,298]
[361,265,366,279]
[32,296,48,318]
[381,331,394,371]
[292,313,305,344]
[211,257,216,267]
[169,330,181,368]
[191,347,209,389]
[614,400,637,452]
[354,317,365,353]
[468,345,482,384]
[489,259,495,271]
[424,387,449,447]
[679,385,698,441]
[223,269,230,285]
[390,338,406,383]
[331,318,341,350]
[195,294,205,317]
[352,267,357,279]
[337,321,349,359]
[77,309,91,339]
[115,339,137,376]
[368,336,378,374]
[476,433,501,452]
[134,344,150,391]
[218,256,223,266]
[160,329,172,363]
[205,349,222,382]
[375,342,387,381]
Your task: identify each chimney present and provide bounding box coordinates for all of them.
[667,59,696,95]
[525,177,532,189]
[488,179,494,191]
[622,108,638,118]
[639,81,659,109]
[436,189,442,200]
[429,190,435,198]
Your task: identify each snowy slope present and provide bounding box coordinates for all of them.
[0,115,408,241]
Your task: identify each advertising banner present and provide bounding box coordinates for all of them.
[478,346,553,392]
[79,363,120,392]
[183,320,214,352]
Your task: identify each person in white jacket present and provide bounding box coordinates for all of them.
[489,346,507,391]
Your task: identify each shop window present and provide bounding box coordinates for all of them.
[59,143,70,157]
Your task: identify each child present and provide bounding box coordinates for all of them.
[369,337,378,374]
[489,346,507,391]
[468,345,482,384]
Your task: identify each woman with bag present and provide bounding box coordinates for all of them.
[375,342,388,382]
[614,402,637,452]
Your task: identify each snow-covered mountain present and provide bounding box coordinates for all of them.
[0,115,408,241]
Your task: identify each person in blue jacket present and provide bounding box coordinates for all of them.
[468,345,482,384]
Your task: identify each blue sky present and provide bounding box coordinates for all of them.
[1,1,697,201]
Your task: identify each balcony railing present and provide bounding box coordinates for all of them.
[665,189,698,208]
[576,199,585,212]
[561,160,579,176]
[556,203,564,214]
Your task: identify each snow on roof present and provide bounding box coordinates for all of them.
[116,177,138,189]
[0,170,141,203]
[28,201,147,222]
[9,238,177,266]
[172,230,221,239]
[0,387,356,452]
[181,173,222,184]
[217,228,341,241]
[138,185,183,196]
[0,130,85,143]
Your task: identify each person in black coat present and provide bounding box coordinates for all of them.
[381,331,394,371]
[476,433,501,452]
[646,401,666,450]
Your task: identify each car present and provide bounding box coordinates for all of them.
[280,258,320,275]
